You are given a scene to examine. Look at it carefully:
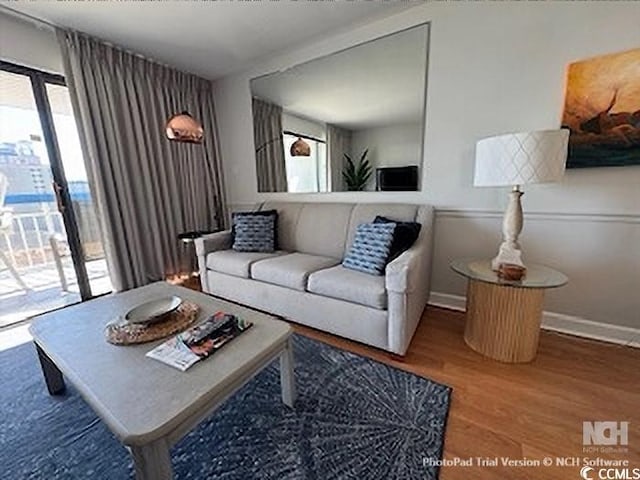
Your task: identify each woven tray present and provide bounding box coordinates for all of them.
[105,301,201,346]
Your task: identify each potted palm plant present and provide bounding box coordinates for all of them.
[342,149,372,191]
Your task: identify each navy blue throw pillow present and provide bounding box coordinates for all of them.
[342,222,396,276]
[374,215,421,261]
[232,210,278,253]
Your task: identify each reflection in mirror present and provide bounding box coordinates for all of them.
[250,23,429,193]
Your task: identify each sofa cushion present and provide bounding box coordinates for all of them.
[294,203,354,258]
[206,250,284,278]
[260,202,303,253]
[251,253,339,291]
[308,265,387,310]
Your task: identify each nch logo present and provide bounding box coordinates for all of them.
[583,421,629,446]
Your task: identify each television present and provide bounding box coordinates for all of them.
[376,166,419,191]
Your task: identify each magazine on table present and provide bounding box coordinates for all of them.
[146,312,253,371]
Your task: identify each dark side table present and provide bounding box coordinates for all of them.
[176,230,220,290]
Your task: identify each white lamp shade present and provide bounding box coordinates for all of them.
[474,130,569,187]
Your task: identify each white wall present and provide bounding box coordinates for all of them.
[351,122,422,170]
[213,2,640,333]
[0,12,61,74]
[282,112,326,141]
[351,122,423,190]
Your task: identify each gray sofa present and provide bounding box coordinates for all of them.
[195,201,433,355]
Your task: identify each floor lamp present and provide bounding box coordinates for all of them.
[473,129,569,271]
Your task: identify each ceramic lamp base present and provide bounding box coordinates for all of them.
[491,244,525,271]
[491,186,526,271]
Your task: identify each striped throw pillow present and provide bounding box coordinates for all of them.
[342,222,396,275]
[232,212,276,252]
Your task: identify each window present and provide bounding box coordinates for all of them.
[283,132,327,193]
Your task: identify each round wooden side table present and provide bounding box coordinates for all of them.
[450,259,567,363]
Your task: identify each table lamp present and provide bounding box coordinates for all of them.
[474,129,569,271]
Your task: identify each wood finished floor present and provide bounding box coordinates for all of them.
[292,306,640,480]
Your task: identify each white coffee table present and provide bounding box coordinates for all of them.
[29,282,296,480]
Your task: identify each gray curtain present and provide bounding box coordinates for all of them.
[252,98,287,192]
[57,29,227,291]
[327,124,352,192]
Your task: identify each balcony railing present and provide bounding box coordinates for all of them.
[1,202,111,328]
[1,202,104,269]
[1,205,64,267]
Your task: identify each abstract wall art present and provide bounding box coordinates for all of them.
[561,48,640,168]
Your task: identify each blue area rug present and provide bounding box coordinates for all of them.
[0,334,451,479]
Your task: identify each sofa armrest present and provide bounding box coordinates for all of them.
[195,230,232,292]
[385,205,434,355]
[385,243,428,294]
[194,230,232,257]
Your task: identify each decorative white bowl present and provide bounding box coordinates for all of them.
[125,296,183,324]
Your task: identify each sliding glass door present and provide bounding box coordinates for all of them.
[44,83,111,298]
[0,61,111,328]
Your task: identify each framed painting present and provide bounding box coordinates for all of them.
[561,48,640,168]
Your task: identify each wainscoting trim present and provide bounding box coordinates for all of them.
[435,209,640,224]
[228,204,640,224]
[428,291,640,349]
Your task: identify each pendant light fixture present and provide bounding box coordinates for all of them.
[290,137,311,156]
[166,111,204,144]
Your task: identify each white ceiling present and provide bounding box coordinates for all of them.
[5,1,416,79]
[251,24,429,130]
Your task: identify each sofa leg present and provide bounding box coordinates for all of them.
[388,353,406,363]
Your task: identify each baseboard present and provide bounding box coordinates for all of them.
[429,292,467,312]
[428,291,640,349]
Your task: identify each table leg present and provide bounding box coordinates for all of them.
[130,439,173,480]
[35,343,65,395]
[279,338,296,408]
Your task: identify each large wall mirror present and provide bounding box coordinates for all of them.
[250,24,429,193]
